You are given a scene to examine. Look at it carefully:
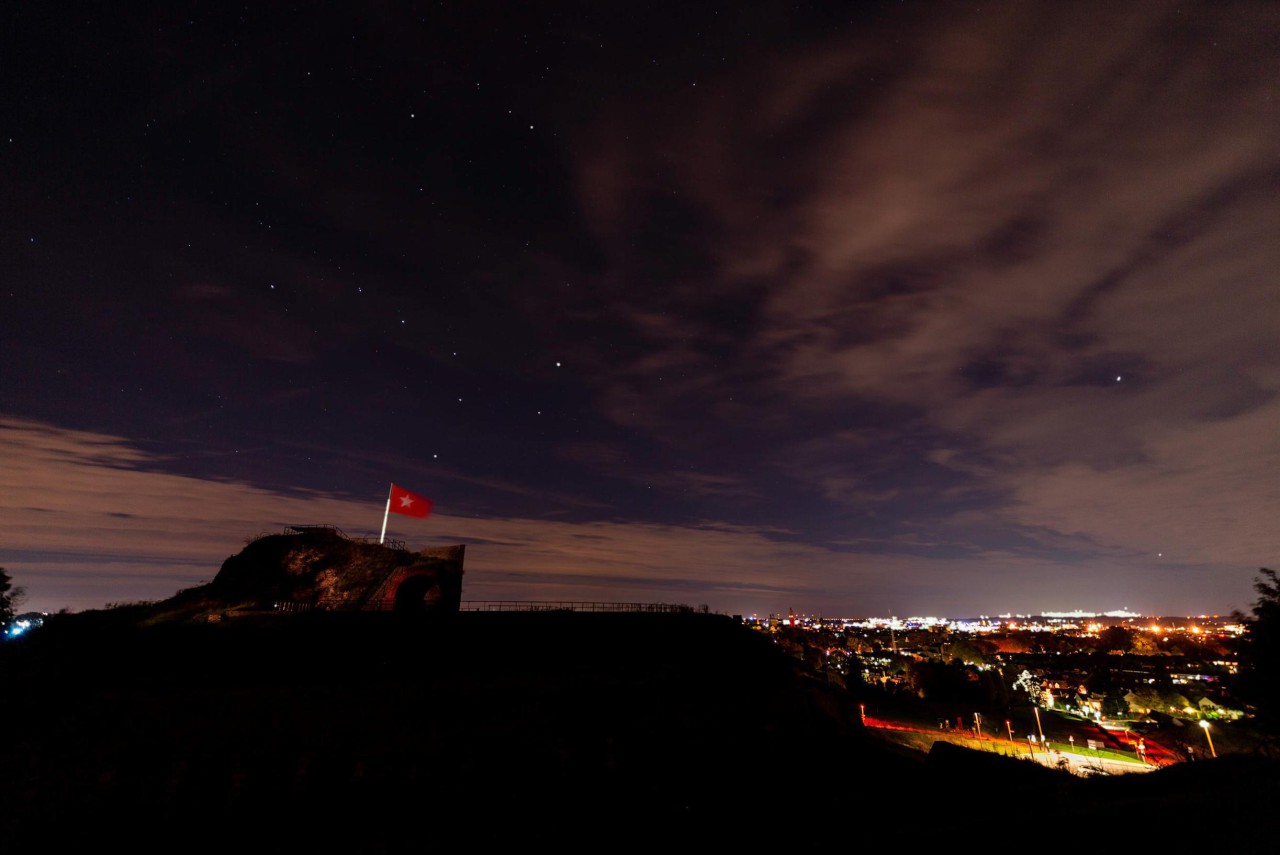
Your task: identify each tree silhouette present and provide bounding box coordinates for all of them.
[0,568,23,630]
[1236,568,1280,734]
[1094,625,1133,654]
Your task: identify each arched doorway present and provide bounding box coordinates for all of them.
[393,573,443,613]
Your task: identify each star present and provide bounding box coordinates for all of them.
[398,495,415,509]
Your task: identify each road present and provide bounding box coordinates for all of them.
[1022,746,1154,776]
[863,715,1156,776]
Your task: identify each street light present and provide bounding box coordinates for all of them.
[1033,705,1046,744]
[1199,719,1217,758]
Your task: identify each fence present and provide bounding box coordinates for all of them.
[267,600,709,616]
[244,525,405,550]
[459,601,705,614]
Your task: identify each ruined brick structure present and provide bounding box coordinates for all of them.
[359,544,466,613]
[198,526,465,617]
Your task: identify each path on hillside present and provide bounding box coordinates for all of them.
[863,715,1155,776]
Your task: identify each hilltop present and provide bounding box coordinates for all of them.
[1,610,888,847]
[4,529,1279,849]
[3,609,1279,849]
[80,525,466,624]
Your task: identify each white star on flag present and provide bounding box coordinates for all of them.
[386,483,433,519]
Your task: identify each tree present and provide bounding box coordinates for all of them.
[946,637,994,667]
[1101,689,1131,719]
[1127,685,1163,715]
[1012,669,1044,703]
[0,567,24,630]
[1236,568,1280,733]
[1129,633,1162,656]
[1095,625,1133,654]
[907,659,981,705]
[1160,689,1191,716]
[979,668,1011,709]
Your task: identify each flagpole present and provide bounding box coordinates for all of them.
[379,484,393,544]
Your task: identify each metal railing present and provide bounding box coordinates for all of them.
[459,601,704,614]
[351,537,406,550]
[244,526,405,550]
[284,524,348,537]
[267,600,708,616]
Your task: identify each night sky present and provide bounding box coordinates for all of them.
[3,2,1277,618]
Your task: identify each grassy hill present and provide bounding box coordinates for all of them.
[2,610,1278,850]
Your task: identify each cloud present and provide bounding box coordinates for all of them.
[561,1,1279,590]
[0,416,1261,618]
[0,417,897,615]
[998,396,1280,568]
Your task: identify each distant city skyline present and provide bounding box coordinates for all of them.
[752,609,1237,624]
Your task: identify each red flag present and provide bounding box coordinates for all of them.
[389,483,433,518]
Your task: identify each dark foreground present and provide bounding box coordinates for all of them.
[3,611,1278,850]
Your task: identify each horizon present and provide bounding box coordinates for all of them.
[3,2,1276,619]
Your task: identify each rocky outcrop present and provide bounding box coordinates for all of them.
[151,526,464,621]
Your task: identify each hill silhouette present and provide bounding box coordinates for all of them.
[4,609,1279,850]
[3,537,1278,848]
